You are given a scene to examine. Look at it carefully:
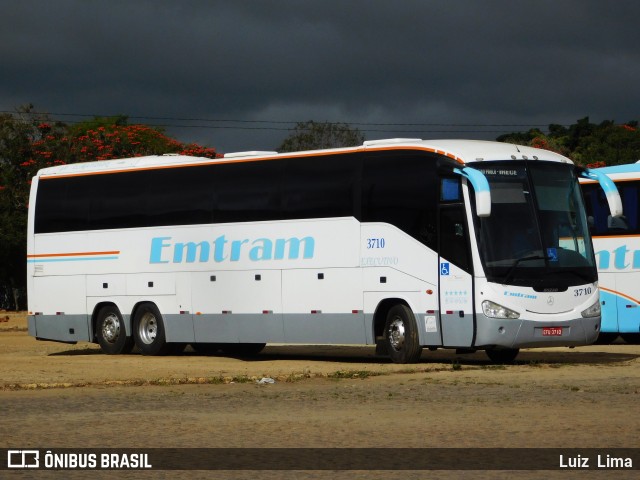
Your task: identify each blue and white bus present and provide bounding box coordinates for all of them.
[582,162,640,344]
[27,139,622,363]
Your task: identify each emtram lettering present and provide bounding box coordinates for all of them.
[595,245,640,271]
[150,235,315,264]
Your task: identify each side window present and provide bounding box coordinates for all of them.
[88,172,148,229]
[35,177,91,233]
[582,183,609,235]
[618,182,639,233]
[583,181,640,236]
[211,161,281,223]
[362,153,439,250]
[281,155,359,219]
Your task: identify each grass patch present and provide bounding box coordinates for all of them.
[326,369,382,380]
[480,364,507,370]
[282,373,308,383]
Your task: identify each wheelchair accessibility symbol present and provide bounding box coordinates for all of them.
[440,262,450,276]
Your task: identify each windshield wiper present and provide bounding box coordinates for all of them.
[502,255,547,285]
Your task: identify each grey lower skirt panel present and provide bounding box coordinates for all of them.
[29,314,91,343]
[29,312,369,345]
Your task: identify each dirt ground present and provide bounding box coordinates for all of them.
[1,311,639,479]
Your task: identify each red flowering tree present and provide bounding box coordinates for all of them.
[529,135,571,157]
[21,117,219,177]
[586,161,607,169]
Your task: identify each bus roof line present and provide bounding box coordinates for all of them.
[37,143,467,180]
[38,149,367,179]
[35,139,575,180]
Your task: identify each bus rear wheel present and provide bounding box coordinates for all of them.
[485,348,519,364]
[133,304,170,355]
[383,304,423,364]
[96,305,134,355]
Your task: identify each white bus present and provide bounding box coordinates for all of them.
[581,162,640,344]
[27,139,622,363]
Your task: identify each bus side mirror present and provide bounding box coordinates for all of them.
[581,169,623,218]
[454,167,491,217]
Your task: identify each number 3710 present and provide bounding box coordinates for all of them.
[367,238,386,249]
[574,287,592,296]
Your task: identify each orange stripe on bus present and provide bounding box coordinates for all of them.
[27,251,120,258]
[600,286,640,305]
[593,234,640,239]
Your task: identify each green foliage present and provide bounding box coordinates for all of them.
[497,116,640,166]
[0,106,219,308]
[66,115,129,136]
[277,120,364,152]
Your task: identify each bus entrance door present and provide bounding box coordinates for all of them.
[438,205,475,347]
[438,259,474,347]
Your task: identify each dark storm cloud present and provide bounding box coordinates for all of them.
[1,0,639,152]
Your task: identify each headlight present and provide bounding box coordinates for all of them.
[482,300,520,319]
[581,300,601,318]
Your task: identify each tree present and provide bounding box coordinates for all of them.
[497,117,640,166]
[571,122,640,166]
[277,121,364,152]
[0,105,49,309]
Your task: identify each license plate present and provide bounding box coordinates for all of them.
[542,327,563,336]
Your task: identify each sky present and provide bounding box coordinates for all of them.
[1,0,639,154]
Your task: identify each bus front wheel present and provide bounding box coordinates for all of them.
[96,305,135,355]
[133,304,170,356]
[383,304,423,364]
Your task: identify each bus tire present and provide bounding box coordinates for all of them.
[485,348,519,364]
[133,303,170,356]
[384,304,422,364]
[96,305,134,355]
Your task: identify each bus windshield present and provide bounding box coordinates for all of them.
[472,161,596,288]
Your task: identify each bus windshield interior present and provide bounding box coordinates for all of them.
[471,161,596,289]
